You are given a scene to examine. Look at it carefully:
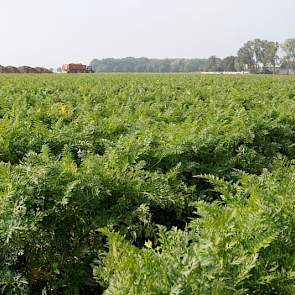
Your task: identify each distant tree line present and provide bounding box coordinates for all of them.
[90,57,208,73]
[89,57,237,73]
[90,38,295,74]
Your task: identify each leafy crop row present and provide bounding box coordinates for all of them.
[0,74,294,294]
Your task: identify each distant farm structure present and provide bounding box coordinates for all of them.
[62,63,94,73]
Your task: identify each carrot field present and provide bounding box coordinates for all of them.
[0,74,295,294]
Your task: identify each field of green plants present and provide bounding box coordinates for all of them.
[0,74,295,294]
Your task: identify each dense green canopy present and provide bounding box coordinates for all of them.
[0,74,295,294]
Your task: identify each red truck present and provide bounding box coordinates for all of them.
[62,64,87,73]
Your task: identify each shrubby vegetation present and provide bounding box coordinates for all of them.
[0,74,295,294]
[97,161,295,294]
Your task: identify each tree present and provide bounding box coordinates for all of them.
[252,39,279,73]
[237,41,255,72]
[281,38,295,74]
[204,56,222,72]
[252,39,267,72]
[234,57,243,72]
[263,41,279,73]
[238,39,279,73]
[221,56,236,72]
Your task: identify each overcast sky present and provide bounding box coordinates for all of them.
[0,0,295,68]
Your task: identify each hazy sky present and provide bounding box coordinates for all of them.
[1,0,295,68]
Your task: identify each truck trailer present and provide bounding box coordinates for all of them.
[62,64,92,73]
